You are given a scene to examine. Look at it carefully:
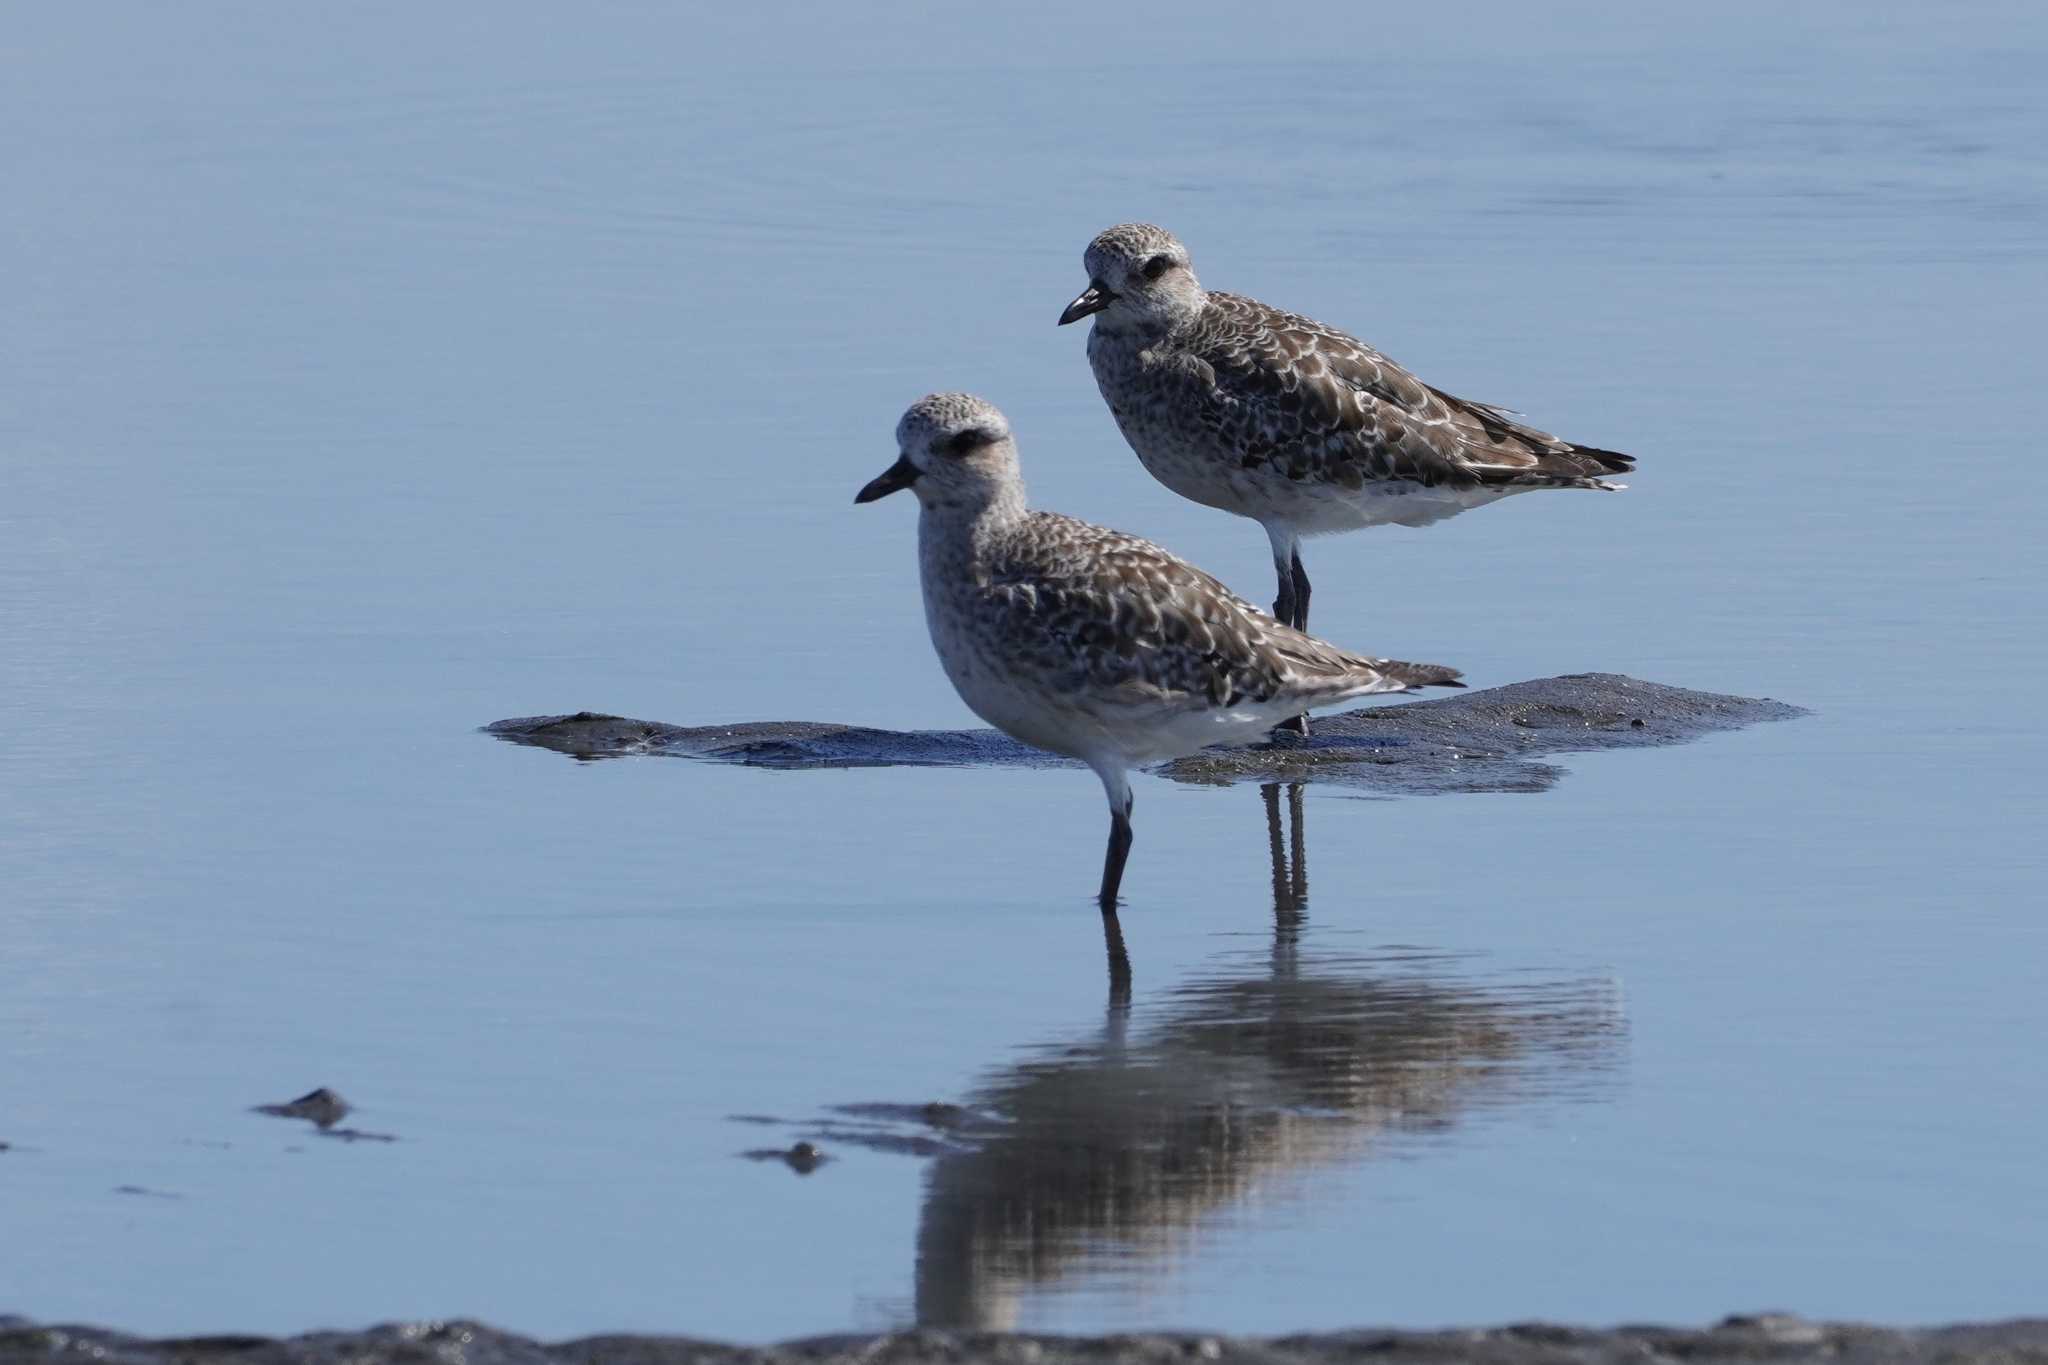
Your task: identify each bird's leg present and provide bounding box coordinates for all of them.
[1274,552,1317,736]
[1098,797,1134,911]
[1265,527,1310,738]
[1093,765,1136,911]
[1264,523,1298,627]
[1271,563,1295,631]
[1290,550,1312,631]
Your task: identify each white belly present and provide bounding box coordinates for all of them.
[1289,480,1520,532]
[1114,405,1519,533]
[931,620,1369,770]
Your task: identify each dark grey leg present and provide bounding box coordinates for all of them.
[1290,551,1312,631]
[1263,529,1310,738]
[1097,793,1134,911]
[1271,560,1296,632]
[1274,551,1314,737]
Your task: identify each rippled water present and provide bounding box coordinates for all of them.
[3,1,2045,1343]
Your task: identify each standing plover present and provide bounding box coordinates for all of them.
[855,393,1461,909]
[1060,223,1633,732]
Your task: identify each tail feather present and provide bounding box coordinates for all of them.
[1473,442,1636,491]
[1368,657,1464,691]
[1430,383,1638,482]
[1571,444,1636,475]
[1266,624,1463,700]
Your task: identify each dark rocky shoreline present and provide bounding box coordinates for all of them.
[8,1314,2047,1365]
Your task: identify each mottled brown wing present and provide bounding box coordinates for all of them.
[982,514,1390,708]
[1187,293,1634,489]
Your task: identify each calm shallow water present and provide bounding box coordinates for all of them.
[3,1,2045,1342]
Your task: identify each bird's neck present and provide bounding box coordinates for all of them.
[917,481,1027,585]
[1095,287,1206,345]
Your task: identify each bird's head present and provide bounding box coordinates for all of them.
[855,392,1022,514]
[1059,223,1204,335]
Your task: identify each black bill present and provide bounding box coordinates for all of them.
[854,453,920,504]
[1057,280,1115,325]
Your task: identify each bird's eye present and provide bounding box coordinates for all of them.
[1142,254,1173,281]
[945,427,996,456]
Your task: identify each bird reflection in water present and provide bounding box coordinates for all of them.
[920,782,1626,1330]
[1103,782,1302,1011]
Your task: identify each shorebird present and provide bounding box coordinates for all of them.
[1060,223,1634,733]
[855,393,1461,909]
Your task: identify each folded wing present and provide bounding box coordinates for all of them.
[1188,293,1635,491]
[985,513,1461,708]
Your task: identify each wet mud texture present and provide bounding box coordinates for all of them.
[485,673,1803,795]
[6,1315,2046,1365]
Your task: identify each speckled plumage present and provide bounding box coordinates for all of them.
[921,506,1453,762]
[1063,225,1636,650]
[1096,291,1637,524]
[857,392,1460,906]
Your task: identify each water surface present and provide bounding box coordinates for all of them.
[3,1,2044,1342]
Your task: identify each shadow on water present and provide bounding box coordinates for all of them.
[743,783,1628,1331]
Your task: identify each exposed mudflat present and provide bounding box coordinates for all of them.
[485,673,1803,795]
[6,1314,2045,1365]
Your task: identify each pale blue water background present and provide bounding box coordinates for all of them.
[3,0,2045,1342]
